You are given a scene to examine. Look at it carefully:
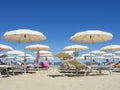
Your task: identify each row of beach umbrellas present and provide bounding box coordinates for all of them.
[55,30,119,64]
[0,29,54,64]
[1,29,120,65]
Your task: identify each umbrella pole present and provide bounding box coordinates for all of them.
[90,35,93,66]
[24,42,27,73]
[89,43,93,73]
[24,42,27,62]
[36,50,40,71]
[90,43,93,65]
[112,52,114,62]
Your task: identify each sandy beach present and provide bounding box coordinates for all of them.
[0,68,120,90]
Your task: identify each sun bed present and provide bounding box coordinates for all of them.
[91,65,113,74]
[0,65,11,77]
[67,60,113,76]
[67,60,90,76]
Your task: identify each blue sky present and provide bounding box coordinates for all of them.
[0,0,120,62]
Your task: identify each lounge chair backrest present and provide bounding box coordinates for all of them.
[0,60,5,65]
[68,60,86,69]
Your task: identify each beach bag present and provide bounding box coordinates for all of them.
[41,61,49,68]
[0,60,5,65]
[98,61,104,66]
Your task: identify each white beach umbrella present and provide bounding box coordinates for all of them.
[0,44,13,51]
[0,54,8,58]
[113,51,120,60]
[6,50,24,55]
[102,53,113,61]
[34,51,52,64]
[64,45,88,58]
[18,53,32,57]
[93,56,106,60]
[43,57,54,60]
[3,29,46,43]
[102,53,113,57]
[64,51,74,55]
[76,56,84,60]
[3,29,46,61]
[6,50,24,63]
[82,53,95,57]
[35,51,51,54]
[100,45,120,62]
[70,30,113,63]
[114,51,120,54]
[41,52,53,57]
[25,44,50,51]
[100,45,120,51]
[64,45,88,51]
[70,30,113,43]
[7,56,21,60]
[89,50,106,55]
[7,56,15,60]
[26,56,36,60]
[112,56,120,60]
[114,51,120,55]
[26,44,50,63]
[35,51,52,55]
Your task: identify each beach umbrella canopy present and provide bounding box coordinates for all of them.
[35,51,52,63]
[25,44,50,51]
[26,56,36,60]
[89,50,106,55]
[55,52,71,60]
[112,56,120,60]
[3,29,46,62]
[100,45,120,51]
[70,30,113,63]
[70,30,113,43]
[114,51,120,55]
[18,53,32,57]
[39,54,53,57]
[93,56,106,60]
[3,29,46,43]
[100,45,120,62]
[6,50,24,55]
[43,57,54,60]
[64,45,88,51]
[0,54,8,58]
[82,53,95,57]
[7,56,21,60]
[35,51,52,56]
[64,51,74,55]
[36,51,52,54]
[102,53,113,57]
[6,50,24,61]
[0,44,13,51]
[26,44,50,63]
[25,44,50,63]
[102,53,114,61]
[76,56,84,60]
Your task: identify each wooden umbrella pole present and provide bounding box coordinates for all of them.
[24,42,27,73]
[90,35,93,66]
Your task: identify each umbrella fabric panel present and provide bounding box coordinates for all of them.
[3,29,46,43]
[70,30,113,43]
[64,45,88,51]
[25,44,50,51]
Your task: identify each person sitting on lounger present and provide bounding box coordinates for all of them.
[114,61,120,68]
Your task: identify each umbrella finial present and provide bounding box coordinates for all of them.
[24,34,26,38]
[90,35,92,39]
